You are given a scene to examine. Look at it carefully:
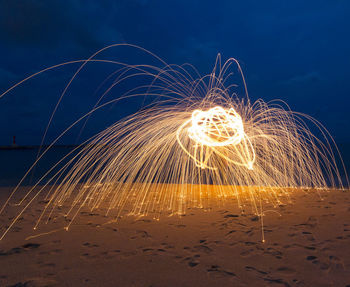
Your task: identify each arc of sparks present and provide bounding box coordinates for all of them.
[0,45,348,242]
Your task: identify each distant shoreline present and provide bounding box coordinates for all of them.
[0,145,80,150]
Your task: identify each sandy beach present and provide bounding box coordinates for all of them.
[0,186,349,287]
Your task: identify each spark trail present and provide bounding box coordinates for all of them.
[0,44,348,240]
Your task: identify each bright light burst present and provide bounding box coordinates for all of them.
[177,106,255,170]
[0,44,348,240]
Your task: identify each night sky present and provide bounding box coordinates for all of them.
[0,0,349,145]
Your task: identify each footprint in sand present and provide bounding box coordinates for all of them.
[86,222,101,228]
[306,255,317,261]
[264,247,283,259]
[245,265,268,275]
[224,214,239,219]
[82,242,99,248]
[240,248,254,258]
[188,260,199,267]
[226,230,237,237]
[0,243,40,256]
[178,255,199,267]
[160,242,175,249]
[192,244,212,254]
[207,265,236,278]
[290,243,316,251]
[98,250,121,259]
[263,277,292,286]
[8,277,58,287]
[130,230,151,239]
[306,255,331,271]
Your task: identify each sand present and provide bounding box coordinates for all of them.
[0,186,350,287]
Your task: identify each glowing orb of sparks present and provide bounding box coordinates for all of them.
[189,106,244,147]
[177,106,255,170]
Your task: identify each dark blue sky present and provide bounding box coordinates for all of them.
[0,0,349,145]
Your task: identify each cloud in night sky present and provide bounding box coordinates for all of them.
[0,0,349,144]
